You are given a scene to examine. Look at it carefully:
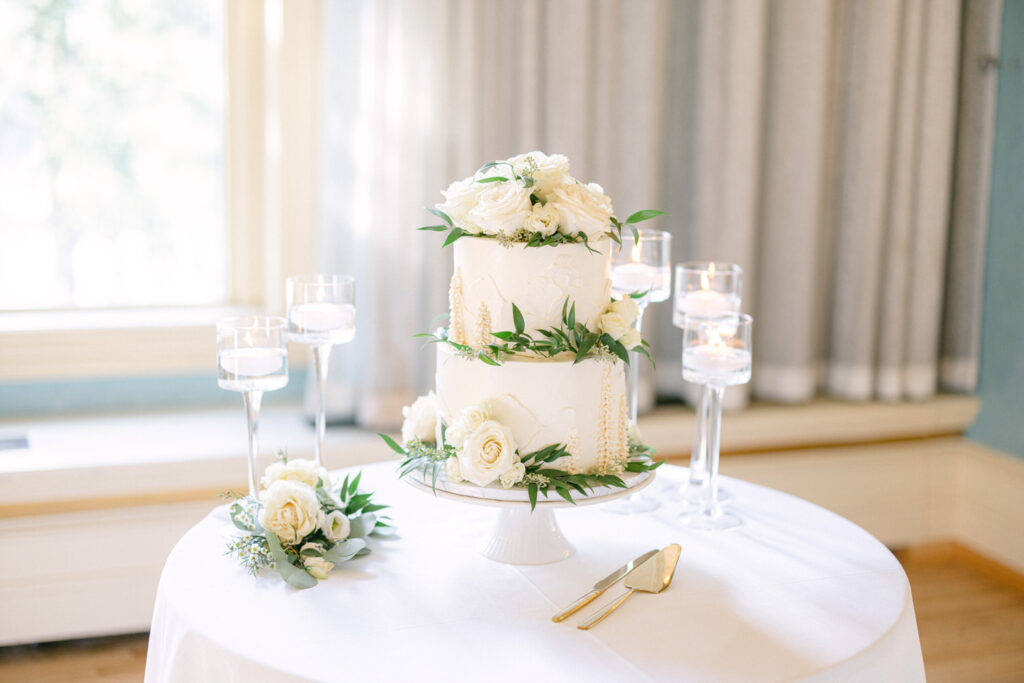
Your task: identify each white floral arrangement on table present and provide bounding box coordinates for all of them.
[420,151,665,249]
[223,455,394,589]
[380,396,661,510]
[419,295,652,368]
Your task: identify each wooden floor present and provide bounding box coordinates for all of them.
[0,547,1022,682]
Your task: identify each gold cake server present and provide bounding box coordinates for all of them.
[577,543,682,630]
[551,549,659,623]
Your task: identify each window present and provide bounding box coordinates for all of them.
[0,1,227,310]
[0,1,320,387]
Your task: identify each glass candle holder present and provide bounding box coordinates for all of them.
[217,315,289,498]
[673,261,742,327]
[669,261,743,508]
[286,274,356,471]
[605,229,671,516]
[679,313,752,531]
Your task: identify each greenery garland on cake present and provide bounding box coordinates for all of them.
[416,295,655,368]
[380,401,662,511]
[419,151,665,249]
[222,454,394,589]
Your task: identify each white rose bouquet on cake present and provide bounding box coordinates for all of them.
[422,150,665,249]
[382,397,661,510]
[223,454,394,589]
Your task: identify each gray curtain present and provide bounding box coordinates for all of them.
[318,0,997,428]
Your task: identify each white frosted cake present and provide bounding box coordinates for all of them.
[385,151,661,501]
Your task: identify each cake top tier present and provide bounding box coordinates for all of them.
[422,150,664,249]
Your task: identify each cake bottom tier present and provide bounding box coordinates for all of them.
[435,346,630,474]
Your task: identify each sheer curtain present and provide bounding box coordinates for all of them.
[318,0,997,427]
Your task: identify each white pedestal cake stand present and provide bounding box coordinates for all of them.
[404,469,656,565]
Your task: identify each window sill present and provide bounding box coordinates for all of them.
[0,307,311,382]
[0,395,979,517]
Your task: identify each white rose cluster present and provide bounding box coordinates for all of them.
[256,457,351,580]
[433,151,616,242]
[401,392,438,444]
[598,296,642,348]
[442,403,526,488]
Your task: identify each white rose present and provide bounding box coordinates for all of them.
[522,203,560,237]
[445,457,463,482]
[457,420,518,487]
[261,459,329,491]
[620,327,642,349]
[401,392,438,444]
[445,403,491,449]
[508,151,571,199]
[610,297,639,326]
[321,510,351,543]
[437,177,484,234]
[465,181,533,237]
[548,181,615,240]
[598,311,632,341]
[303,555,334,581]
[258,480,323,545]
[499,461,526,489]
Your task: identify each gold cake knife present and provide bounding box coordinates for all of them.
[577,543,682,630]
[551,549,659,623]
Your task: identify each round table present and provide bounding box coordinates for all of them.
[144,463,925,682]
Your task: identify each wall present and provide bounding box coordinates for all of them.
[969,0,1024,458]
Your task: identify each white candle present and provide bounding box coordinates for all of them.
[683,344,751,376]
[612,262,660,294]
[219,347,285,377]
[289,302,355,332]
[677,290,738,318]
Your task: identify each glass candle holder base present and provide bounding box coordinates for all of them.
[661,482,733,507]
[603,492,660,515]
[678,508,743,531]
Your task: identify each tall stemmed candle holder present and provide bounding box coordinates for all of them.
[605,228,671,515]
[217,316,289,498]
[679,313,752,530]
[286,275,356,471]
[670,262,742,507]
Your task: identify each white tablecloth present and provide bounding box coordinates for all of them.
[145,463,925,682]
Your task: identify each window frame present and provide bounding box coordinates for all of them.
[0,1,322,382]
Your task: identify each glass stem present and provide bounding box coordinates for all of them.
[311,344,332,469]
[702,385,725,518]
[242,390,263,499]
[688,385,710,487]
[627,304,647,424]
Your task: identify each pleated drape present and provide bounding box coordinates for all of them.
[318,0,995,427]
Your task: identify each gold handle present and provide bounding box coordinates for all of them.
[552,589,601,623]
[577,588,635,630]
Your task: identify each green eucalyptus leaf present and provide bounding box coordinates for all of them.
[512,304,525,334]
[442,227,469,248]
[349,513,377,539]
[379,434,407,456]
[266,534,317,589]
[323,537,367,563]
[476,176,509,183]
[419,225,448,232]
[624,209,667,224]
[528,483,538,511]
[427,207,454,226]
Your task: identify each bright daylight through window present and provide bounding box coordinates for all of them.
[0,1,226,312]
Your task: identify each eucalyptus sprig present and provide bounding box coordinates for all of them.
[380,434,663,511]
[418,297,655,368]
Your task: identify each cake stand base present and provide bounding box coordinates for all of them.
[404,469,655,565]
[479,507,574,565]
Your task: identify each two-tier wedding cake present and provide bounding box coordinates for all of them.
[383,151,661,506]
